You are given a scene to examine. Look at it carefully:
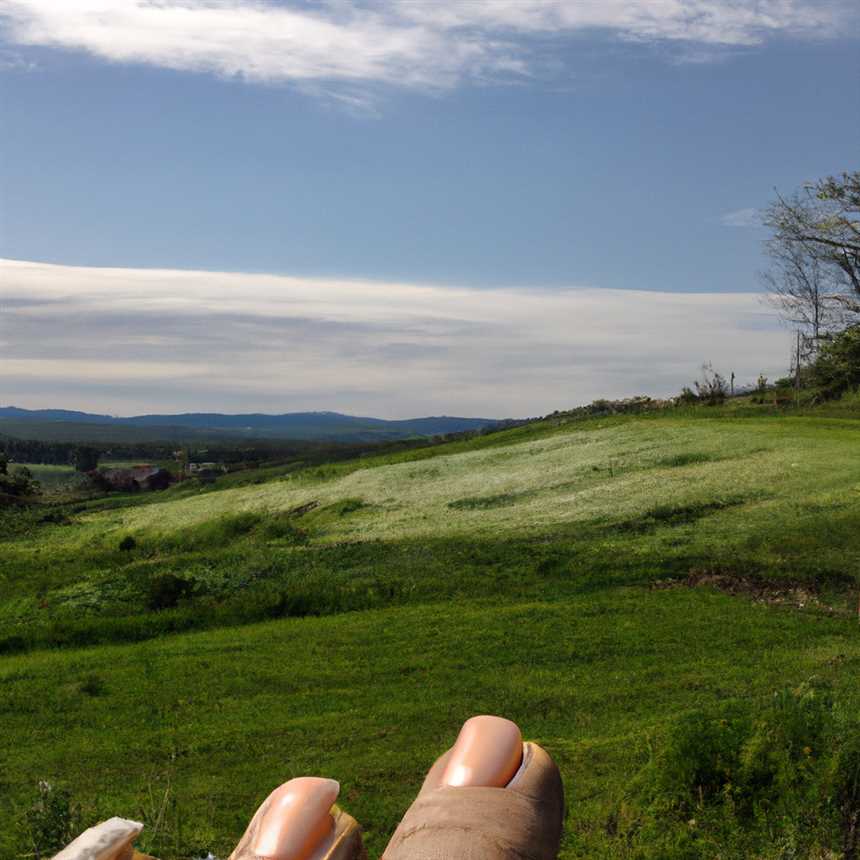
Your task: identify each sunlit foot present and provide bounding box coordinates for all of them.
[229,777,367,860]
[383,715,564,860]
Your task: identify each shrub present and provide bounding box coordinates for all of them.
[676,386,699,405]
[809,324,860,399]
[628,682,860,858]
[22,782,79,859]
[693,362,729,405]
[147,573,194,610]
[641,703,751,816]
[77,673,107,697]
[0,465,40,498]
[118,535,137,552]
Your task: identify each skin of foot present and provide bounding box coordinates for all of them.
[439,716,524,789]
[383,716,565,860]
[229,777,367,860]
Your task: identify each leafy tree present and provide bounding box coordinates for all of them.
[808,324,860,399]
[0,465,39,499]
[72,446,99,472]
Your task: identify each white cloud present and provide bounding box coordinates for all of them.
[0,258,789,417]
[721,207,761,227]
[0,1,853,91]
[0,46,34,70]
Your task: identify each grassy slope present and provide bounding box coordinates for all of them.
[19,463,76,488]
[2,409,860,858]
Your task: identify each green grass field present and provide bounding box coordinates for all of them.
[18,462,76,489]
[3,407,860,858]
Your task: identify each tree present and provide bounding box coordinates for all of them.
[0,464,39,499]
[762,171,860,314]
[808,324,860,399]
[72,446,99,473]
[761,240,846,344]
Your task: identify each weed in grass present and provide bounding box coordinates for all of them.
[657,452,720,468]
[77,673,107,697]
[20,781,81,860]
[135,773,208,860]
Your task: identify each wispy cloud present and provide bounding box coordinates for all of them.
[0,258,788,417]
[0,46,34,70]
[0,1,853,93]
[721,207,761,227]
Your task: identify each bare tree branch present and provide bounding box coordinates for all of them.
[762,171,860,338]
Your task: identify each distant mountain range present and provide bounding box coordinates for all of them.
[0,406,500,443]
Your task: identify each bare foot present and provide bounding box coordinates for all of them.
[229,777,367,860]
[383,716,564,860]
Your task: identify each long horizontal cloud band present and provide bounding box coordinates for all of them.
[0,1,851,91]
[1,258,788,417]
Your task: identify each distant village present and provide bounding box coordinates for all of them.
[94,459,226,492]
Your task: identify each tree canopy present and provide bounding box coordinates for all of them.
[763,171,860,312]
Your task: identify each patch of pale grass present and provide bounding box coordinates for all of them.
[69,418,853,546]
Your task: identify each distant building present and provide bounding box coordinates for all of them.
[186,461,223,473]
[186,461,226,482]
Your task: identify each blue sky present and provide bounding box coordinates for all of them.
[1,2,858,417]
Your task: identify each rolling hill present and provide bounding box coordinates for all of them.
[2,403,860,858]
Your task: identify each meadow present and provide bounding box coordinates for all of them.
[21,463,77,490]
[2,405,860,858]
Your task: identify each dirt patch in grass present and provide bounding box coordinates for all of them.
[288,500,319,517]
[652,569,854,615]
